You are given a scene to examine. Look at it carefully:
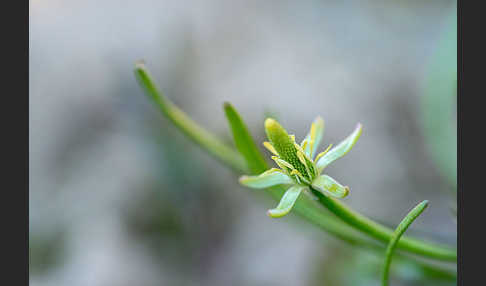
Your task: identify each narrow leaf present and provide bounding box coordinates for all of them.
[381,200,429,286]
[224,102,268,174]
[134,62,246,172]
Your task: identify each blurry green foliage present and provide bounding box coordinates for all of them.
[29,230,66,276]
[420,7,457,191]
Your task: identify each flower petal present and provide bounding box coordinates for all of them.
[314,143,333,163]
[267,185,306,218]
[263,141,278,155]
[316,123,362,171]
[239,168,293,189]
[303,117,324,158]
[312,175,349,198]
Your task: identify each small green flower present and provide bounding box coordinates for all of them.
[239,117,362,218]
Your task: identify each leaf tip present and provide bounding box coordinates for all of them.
[223,101,233,109]
[134,59,147,70]
[238,175,248,184]
[267,209,286,218]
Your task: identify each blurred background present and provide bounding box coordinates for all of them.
[29,0,457,285]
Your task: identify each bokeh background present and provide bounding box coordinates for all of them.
[29,1,457,285]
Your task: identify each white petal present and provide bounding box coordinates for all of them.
[316,123,362,171]
[312,175,349,198]
[267,185,306,218]
[239,169,293,189]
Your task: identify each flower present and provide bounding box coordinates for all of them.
[239,117,362,218]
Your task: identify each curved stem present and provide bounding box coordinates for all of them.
[309,187,456,261]
[382,200,429,286]
[134,62,456,263]
[223,101,455,275]
[134,61,247,172]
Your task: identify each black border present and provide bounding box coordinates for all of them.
[458,0,483,284]
[6,0,29,284]
[20,0,466,284]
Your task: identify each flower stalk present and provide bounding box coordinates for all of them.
[134,62,457,267]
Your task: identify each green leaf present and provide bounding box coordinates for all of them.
[312,174,349,198]
[223,102,268,174]
[135,62,457,265]
[239,169,293,189]
[134,62,246,172]
[316,123,362,171]
[309,185,456,261]
[381,201,429,286]
[267,185,305,218]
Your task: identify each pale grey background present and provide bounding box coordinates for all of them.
[30,1,456,285]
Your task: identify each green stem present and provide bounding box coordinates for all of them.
[382,200,429,286]
[223,102,455,280]
[134,61,247,172]
[258,186,455,282]
[309,187,456,261]
[134,62,456,264]
[224,103,379,248]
